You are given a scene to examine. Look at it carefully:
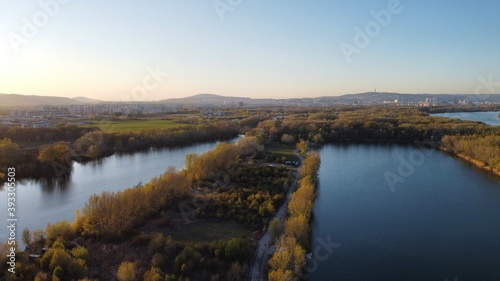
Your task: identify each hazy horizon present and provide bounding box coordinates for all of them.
[1,1,499,101]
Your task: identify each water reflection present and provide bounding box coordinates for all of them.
[310,144,500,281]
[0,137,240,245]
[39,175,71,193]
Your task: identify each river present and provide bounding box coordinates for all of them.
[430,111,500,126]
[309,144,500,281]
[0,137,239,245]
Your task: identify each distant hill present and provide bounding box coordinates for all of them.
[72,96,103,104]
[1,92,500,107]
[160,93,276,105]
[315,92,500,104]
[0,93,80,106]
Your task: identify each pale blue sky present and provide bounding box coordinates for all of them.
[1,0,499,101]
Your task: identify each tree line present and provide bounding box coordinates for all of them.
[246,106,500,177]
[0,121,239,183]
[247,107,499,145]
[268,152,321,281]
[441,135,500,172]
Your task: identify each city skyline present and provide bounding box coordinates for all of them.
[1,0,500,101]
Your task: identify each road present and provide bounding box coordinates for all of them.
[249,151,304,281]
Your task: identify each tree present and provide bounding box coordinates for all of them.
[296,140,308,155]
[281,134,294,144]
[38,143,72,166]
[187,142,239,181]
[269,218,282,240]
[313,133,323,144]
[117,261,136,281]
[224,238,250,262]
[67,258,88,279]
[0,138,19,166]
[21,228,32,248]
[268,268,294,281]
[49,249,72,271]
[52,265,64,281]
[268,236,305,280]
[0,137,19,152]
[143,266,164,281]
[299,152,321,180]
[236,137,264,158]
[284,215,309,247]
[46,221,71,246]
[71,247,89,262]
[288,181,314,219]
[226,262,248,281]
[185,153,198,174]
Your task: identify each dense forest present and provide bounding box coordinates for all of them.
[246,107,498,144]
[245,107,500,176]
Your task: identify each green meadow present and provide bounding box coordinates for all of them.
[87,119,187,132]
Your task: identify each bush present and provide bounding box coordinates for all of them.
[117,261,136,281]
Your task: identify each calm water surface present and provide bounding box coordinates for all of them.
[309,144,500,281]
[0,138,239,244]
[430,111,500,126]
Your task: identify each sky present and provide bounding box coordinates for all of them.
[0,0,500,101]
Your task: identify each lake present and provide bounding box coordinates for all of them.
[0,138,239,245]
[309,144,500,281]
[430,111,500,126]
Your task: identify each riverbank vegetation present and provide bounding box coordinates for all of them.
[0,121,239,183]
[245,106,500,177]
[441,135,500,175]
[0,137,297,280]
[268,152,321,281]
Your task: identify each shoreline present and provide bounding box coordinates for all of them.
[455,153,500,177]
[249,151,304,281]
[438,146,500,177]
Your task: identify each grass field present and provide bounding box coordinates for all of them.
[169,220,252,243]
[270,144,300,162]
[86,119,187,132]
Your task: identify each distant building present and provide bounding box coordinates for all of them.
[424,97,437,106]
[32,121,51,128]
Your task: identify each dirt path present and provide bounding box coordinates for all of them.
[249,151,304,281]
